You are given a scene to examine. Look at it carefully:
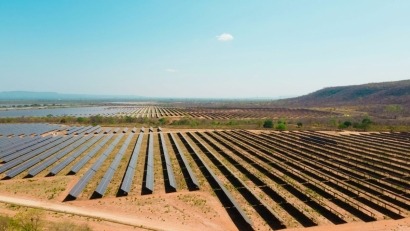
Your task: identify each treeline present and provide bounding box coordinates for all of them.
[0,115,409,131]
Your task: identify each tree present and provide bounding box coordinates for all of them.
[76,117,85,123]
[263,119,273,128]
[276,122,287,131]
[338,120,352,129]
[276,119,287,131]
[343,121,352,127]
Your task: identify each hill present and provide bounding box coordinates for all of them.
[281,79,410,107]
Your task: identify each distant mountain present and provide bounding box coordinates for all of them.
[0,91,145,101]
[281,79,410,107]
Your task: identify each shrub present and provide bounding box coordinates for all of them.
[263,119,273,128]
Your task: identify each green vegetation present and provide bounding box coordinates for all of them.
[0,209,92,231]
[262,119,273,128]
[338,120,352,129]
[353,117,373,131]
[276,119,287,131]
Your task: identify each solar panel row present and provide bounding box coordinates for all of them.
[2,135,62,163]
[144,132,154,193]
[0,136,65,173]
[73,126,91,135]
[168,133,199,190]
[67,134,124,199]
[27,135,94,177]
[119,132,144,195]
[0,124,61,136]
[177,132,253,229]
[49,135,104,176]
[93,133,135,197]
[0,136,46,158]
[81,126,100,135]
[66,126,85,135]
[131,127,137,133]
[159,132,177,192]
[5,135,82,178]
[69,134,114,174]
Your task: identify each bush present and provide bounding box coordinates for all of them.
[125,116,136,123]
[276,119,287,131]
[263,119,273,128]
[158,117,168,125]
[76,117,86,123]
[297,122,303,128]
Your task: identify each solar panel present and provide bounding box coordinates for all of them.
[92,133,134,197]
[159,132,177,192]
[118,131,144,195]
[143,132,154,194]
[27,135,93,177]
[49,135,104,175]
[67,169,95,199]
[169,133,199,190]
[5,135,81,178]
[178,132,252,228]
[66,134,124,200]
[69,134,114,174]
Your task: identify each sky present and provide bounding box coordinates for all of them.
[0,1,409,98]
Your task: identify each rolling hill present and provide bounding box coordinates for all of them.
[281,79,410,107]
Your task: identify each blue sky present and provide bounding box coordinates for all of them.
[0,1,409,98]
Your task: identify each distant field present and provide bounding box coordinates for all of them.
[0,124,409,230]
[0,105,338,119]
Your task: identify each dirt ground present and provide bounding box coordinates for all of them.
[0,184,237,231]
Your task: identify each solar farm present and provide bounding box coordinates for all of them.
[0,106,337,119]
[0,123,409,230]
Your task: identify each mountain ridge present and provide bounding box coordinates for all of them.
[280,79,410,107]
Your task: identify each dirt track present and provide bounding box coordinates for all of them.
[0,195,171,231]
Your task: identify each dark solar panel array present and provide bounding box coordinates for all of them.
[144,132,155,193]
[0,136,66,173]
[67,134,124,199]
[159,132,177,191]
[0,136,46,159]
[69,134,114,174]
[177,132,253,229]
[119,132,144,195]
[74,126,93,135]
[66,126,85,135]
[49,135,104,176]
[5,135,83,178]
[27,134,95,177]
[0,124,61,136]
[168,133,199,190]
[1,135,62,163]
[93,133,135,197]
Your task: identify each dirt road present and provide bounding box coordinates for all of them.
[0,195,183,231]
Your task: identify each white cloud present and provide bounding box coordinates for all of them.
[165,68,177,73]
[216,33,234,42]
